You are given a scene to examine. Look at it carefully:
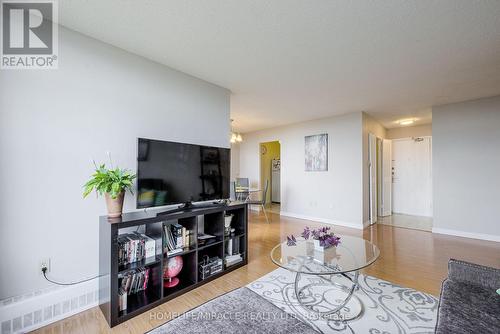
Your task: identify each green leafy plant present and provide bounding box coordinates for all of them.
[83,163,136,199]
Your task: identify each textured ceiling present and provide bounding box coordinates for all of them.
[58,1,500,132]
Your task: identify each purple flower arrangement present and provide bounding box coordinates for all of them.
[286,226,341,248]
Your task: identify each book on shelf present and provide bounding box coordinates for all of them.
[163,223,193,256]
[118,267,150,296]
[118,232,157,266]
[197,233,215,240]
[153,235,162,256]
[118,289,127,312]
[172,223,183,249]
[182,227,191,249]
[225,253,243,267]
[143,234,156,259]
[167,248,183,256]
[197,233,216,246]
[225,254,242,261]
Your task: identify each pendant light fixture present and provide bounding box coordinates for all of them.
[230,119,243,143]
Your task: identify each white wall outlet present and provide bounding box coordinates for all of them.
[40,258,51,274]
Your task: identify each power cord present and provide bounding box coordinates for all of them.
[42,267,102,286]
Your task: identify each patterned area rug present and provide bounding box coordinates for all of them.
[247,268,438,333]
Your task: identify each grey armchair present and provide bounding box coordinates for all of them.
[435,259,500,333]
[247,180,269,223]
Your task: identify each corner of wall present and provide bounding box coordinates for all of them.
[361,112,388,225]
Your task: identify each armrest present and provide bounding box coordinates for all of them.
[448,258,500,290]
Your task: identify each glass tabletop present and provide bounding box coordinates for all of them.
[270,235,380,275]
[235,187,260,193]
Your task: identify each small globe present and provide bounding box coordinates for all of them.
[163,256,183,288]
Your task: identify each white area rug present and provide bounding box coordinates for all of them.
[247,268,438,333]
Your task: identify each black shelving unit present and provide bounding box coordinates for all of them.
[99,202,248,327]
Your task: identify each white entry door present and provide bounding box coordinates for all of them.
[392,137,432,217]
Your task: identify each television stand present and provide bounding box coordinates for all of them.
[99,202,248,327]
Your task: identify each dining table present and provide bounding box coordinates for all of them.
[235,187,261,201]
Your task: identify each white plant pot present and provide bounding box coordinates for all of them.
[313,239,324,251]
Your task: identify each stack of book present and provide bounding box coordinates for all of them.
[118,267,150,311]
[117,232,156,266]
[197,233,216,247]
[163,223,192,256]
[225,254,243,268]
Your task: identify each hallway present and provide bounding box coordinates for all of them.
[377,213,433,232]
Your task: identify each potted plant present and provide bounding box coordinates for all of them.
[83,163,136,217]
[286,226,341,250]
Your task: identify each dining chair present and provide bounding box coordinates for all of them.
[229,181,236,201]
[246,180,269,223]
[235,177,249,201]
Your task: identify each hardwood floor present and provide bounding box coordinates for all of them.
[34,210,500,334]
[377,213,433,232]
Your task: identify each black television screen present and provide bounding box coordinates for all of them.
[137,138,230,208]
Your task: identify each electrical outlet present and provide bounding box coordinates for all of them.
[40,258,51,274]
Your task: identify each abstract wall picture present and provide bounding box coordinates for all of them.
[305,133,328,171]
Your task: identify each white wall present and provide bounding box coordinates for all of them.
[0,26,230,301]
[230,143,240,180]
[239,112,364,228]
[432,96,500,241]
[387,124,432,139]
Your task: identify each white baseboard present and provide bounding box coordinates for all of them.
[0,278,100,333]
[279,211,364,230]
[432,227,500,242]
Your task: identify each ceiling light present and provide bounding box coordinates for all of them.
[230,119,243,143]
[398,118,415,126]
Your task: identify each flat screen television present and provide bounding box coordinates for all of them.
[136,138,230,209]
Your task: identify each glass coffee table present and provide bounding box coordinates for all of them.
[270,235,380,321]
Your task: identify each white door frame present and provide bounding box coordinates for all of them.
[258,140,281,207]
[369,134,392,223]
[381,139,392,216]
[368,133,377,225]
[377,138,383,216]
